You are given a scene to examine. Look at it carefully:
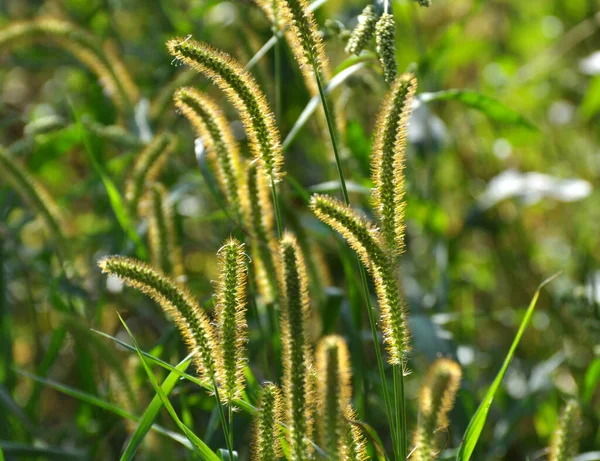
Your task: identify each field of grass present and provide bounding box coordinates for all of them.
[0,0,599,460]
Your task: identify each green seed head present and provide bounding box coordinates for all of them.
[343,405,369,461]
[371,73,417,256]
[167,37,283,182]
[345,5,378,55]
[375,13,398,84]
[549,400,582,461]
[214,238,248,403]
[252,383,283,461]
[412,359,462,461]
[98,256,217,381]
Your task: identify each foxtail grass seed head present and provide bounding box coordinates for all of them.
[344,406,369,461]
[0,148,67,245]
[252,383,283,461]
[375,13,398,84]
[214,238,248,403]
[243,162,280,303]
[280,233,313,460]
[174,87,243,219]
[549,400,582,461]
[125,133,176,217]
[144,183,184,279]
[167,37,283,182]
[276,0,328,77]
[371,73,417,255]
[98,256,217,381]
[316,335,352,461]
[345,5,378,55]
[412,359,461,461]
[310,194,410,365]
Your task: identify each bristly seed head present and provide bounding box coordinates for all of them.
[252,383,283,461]
[310,194,410,366]
[549,400,582,461]
[214,238,248,403]
[345,5,378,56]
[371,73,417,256]
[375,13,398,84]
[98,256,217,381]
[166,37,283,182]
[412,359,461,461]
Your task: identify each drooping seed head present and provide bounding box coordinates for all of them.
[549,400,582,461]
[125,133,176,217]
[345,5,378,56]
[252,383,283,461]
[214,238,248,403]
[279,232,313,460]
[316,335,352,461]
[375,13,398,84]
[167,37,283,182]
[412,359,462,461]
[0,147,67,246]
[98,256,217,381]
[276,0,328,77]
[144,183,184,279]
[174,87,243,219]
[371,73,417,256]
[310,194,410,365]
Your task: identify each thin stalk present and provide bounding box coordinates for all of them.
[393,364,407,459]
[212,378,235,460]
[313,66,399,460]
[228,404,234,453]
[270,177,284,239]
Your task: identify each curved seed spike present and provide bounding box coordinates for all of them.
[166,38,283,182]
[0,148,67,245]
[343,405,369,461]
[310,194,410,365]
[345,5,378,56]
[174,87,243,219]
[144,183,184,279]
[125,133,176,217]
[252,383,283,461]
[375,13,398,84]
[214,238,248,403]
[549,400,582,461]
[98,256,217,381]
[243,162,280,303]
[412,359,461,461]
[371,73,417,255]
[276,0,328,77]
[280,233,313,460]
[0,18,135,114]
[316,335,352,461]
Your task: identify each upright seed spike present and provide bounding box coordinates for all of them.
[549,400,582,461]
[252,383,283,461]
[316,335,352,461]
[343,405,370,461]
[375,13,398,84]
[214,238,248,403]
[412,359,462,461]
[279,233,313,460]
[371,73,417,255]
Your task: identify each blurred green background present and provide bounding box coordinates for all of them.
[0,0,599,459]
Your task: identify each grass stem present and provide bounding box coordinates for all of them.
[212,378,235,460]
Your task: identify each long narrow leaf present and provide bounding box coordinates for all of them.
[120,352,195,461]
[117,314,221,461]
[455,272,560,461]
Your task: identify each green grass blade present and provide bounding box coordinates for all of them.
[455,272,560,461]
[120,352,195,461]
[419,89,537,130]
[0,441,83,460]
[117,313,221,461]
[15,369,192,449]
